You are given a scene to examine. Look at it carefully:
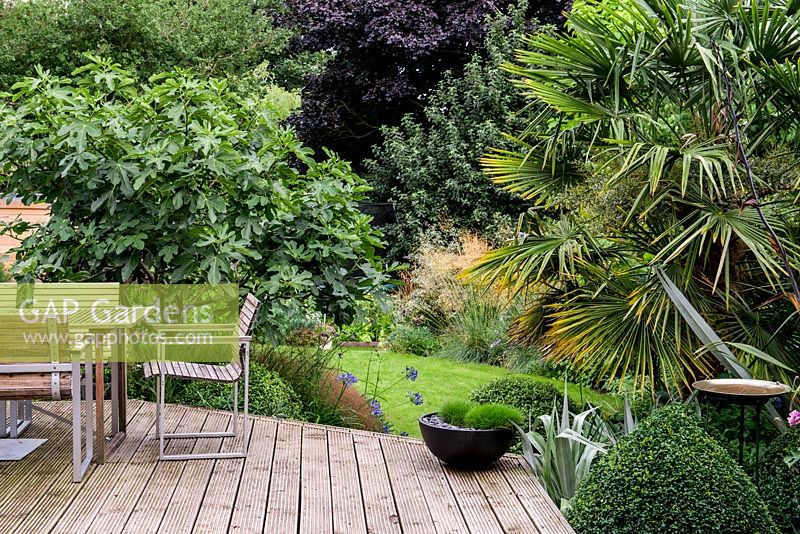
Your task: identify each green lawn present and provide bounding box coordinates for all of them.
[339,348,623,437]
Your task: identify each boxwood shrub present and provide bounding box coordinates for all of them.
[759,427,800,532]
[175,363,304,420]
[567,404,778,534]
[469,377,574,421]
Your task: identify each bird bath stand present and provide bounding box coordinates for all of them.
[693,378,789,485]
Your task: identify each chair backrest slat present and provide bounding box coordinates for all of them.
[0,283,26,309]
[233,293,260,369]
[237,293,261,338]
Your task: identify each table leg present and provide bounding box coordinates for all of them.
[103,334,127,457]
[117,332,127,433]
[111,351,119,435]
[95,341,105,464]
[118,362,127,433]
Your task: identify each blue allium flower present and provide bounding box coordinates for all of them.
[336,372,358,387]
[382,422,391,433]
[369,399,383,417]
[404,366,418,382]
[399,431,409,437]
[408,391,424,405]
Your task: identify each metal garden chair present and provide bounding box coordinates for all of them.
[142,293,261,460]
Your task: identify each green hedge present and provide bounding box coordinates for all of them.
[469,377,573,420]
[0,0,312,90]
[178,363,303,420]
[567,404,778,534]
[759,427,800,532]
[128,362,303,420]
[388,324,439,357]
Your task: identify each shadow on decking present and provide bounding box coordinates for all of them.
[0,400,574,534]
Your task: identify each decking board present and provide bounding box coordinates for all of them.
[353,432,402,534]
[228,419,276,533]
[327,429,368,534]
[299,426,333,534]
[85,405,190,534]
[263,421,302,533]
[0,400,574,534]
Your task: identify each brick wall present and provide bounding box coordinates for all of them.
[0,200,50,265]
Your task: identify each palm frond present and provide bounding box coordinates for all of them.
[757,58,800,104]
[462,216,610,291]
[651,196,800,294]
[545,267,716,394]
[741,0,800,64]
[481,142,581,203]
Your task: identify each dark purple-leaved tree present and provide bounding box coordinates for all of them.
[285,0,569,165]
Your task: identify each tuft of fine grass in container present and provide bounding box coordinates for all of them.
[463,403,523,430]
[438,400,476,427]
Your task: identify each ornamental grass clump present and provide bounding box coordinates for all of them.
[567,404,778,534]
[438,400,475,427]
[462,404,523,430]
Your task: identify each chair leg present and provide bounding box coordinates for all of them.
[159,377,248,460]
[158,373,166,460]
[72,363,81,482]
[84,360,94,468]
[155,374,161,440]
[232,381,238,436]
[243,343,250,456]
[157,344,251,461]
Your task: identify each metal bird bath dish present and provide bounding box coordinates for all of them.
[693,378,790,483]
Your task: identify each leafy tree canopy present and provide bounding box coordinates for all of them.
[0,58,391,334]
[287,0,570,165]
[0,0,322,90]
[366,4,532,259]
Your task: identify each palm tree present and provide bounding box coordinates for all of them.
[466,0,800,395]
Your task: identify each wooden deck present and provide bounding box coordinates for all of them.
[0,400,574,534]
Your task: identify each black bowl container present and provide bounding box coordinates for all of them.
[419,412,513,468]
